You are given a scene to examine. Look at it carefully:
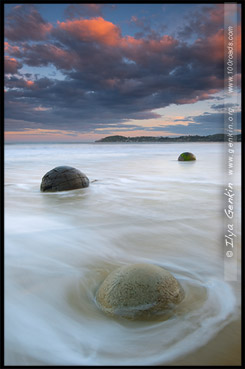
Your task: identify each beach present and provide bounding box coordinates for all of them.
[4,142,241,366]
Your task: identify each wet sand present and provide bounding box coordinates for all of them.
[168,319,241,366]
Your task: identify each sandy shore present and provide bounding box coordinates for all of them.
[166,319,241,366]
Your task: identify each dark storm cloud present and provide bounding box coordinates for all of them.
[4,75,162,132]
[5,5,52,41]
[4,4,240,135]
[177,4,224,39]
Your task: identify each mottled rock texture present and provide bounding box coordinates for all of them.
[96,263,185,320]
[178,152,196,161]
[40,166,89,192]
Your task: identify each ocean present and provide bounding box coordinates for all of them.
[4,142,241,365]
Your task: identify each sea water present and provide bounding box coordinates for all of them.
[4,142,241,365]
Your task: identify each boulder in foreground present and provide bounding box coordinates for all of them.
[40,166,89,192]
[95,263,185,320]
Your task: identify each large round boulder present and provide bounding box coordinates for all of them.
[95,263,185,320]
[40,166,89,192]
[178,152,196,161]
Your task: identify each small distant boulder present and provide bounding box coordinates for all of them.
[40,166,89,192]
[95,263,185,320]
[178,152,196,161]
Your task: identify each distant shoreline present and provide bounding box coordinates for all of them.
[4,141,242,145]
[4,133,242,145]
[95,133,241,143]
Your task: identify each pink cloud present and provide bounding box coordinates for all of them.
[26,80,35,88]
[57,16,178,54]
[4,42,21,56]
[4,56,22,74]
[57,17,121,46]
[193,23,240,65]
[235,25,241,57]
[193,29,224,63]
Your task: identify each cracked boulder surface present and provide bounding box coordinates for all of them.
[40,166,89,192]
[95,263,185,320]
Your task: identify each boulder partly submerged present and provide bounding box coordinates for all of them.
[178,152,196,161]
[95,263,185,320]
[40,166,89,192]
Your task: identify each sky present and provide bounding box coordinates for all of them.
[4,3,241,142]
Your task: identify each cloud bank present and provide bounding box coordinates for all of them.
[4,4,241,138]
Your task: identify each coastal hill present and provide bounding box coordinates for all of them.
[95,134,241,143]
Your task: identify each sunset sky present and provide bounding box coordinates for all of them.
[4,3,241,142]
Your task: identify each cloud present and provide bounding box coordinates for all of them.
[5,4,52,41]
[157,111,241,135]
[64,4,105,19]
[193,29,224,64]
[211,103,239,111]
[130,15,167,40]
[33,106,52,112]
[4,42,21,56]
[4,56,22,74]
[4,4,241,137]
[4,75,39,90]
[56,17,122,46]
[177,5,225,39]
[19,43,77,70]
[177,4,241,63]
[4,117,45,132]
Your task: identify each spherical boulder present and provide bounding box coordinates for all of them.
[95,263,185,320]
[178,152,196,161]
[40,166,89,192]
